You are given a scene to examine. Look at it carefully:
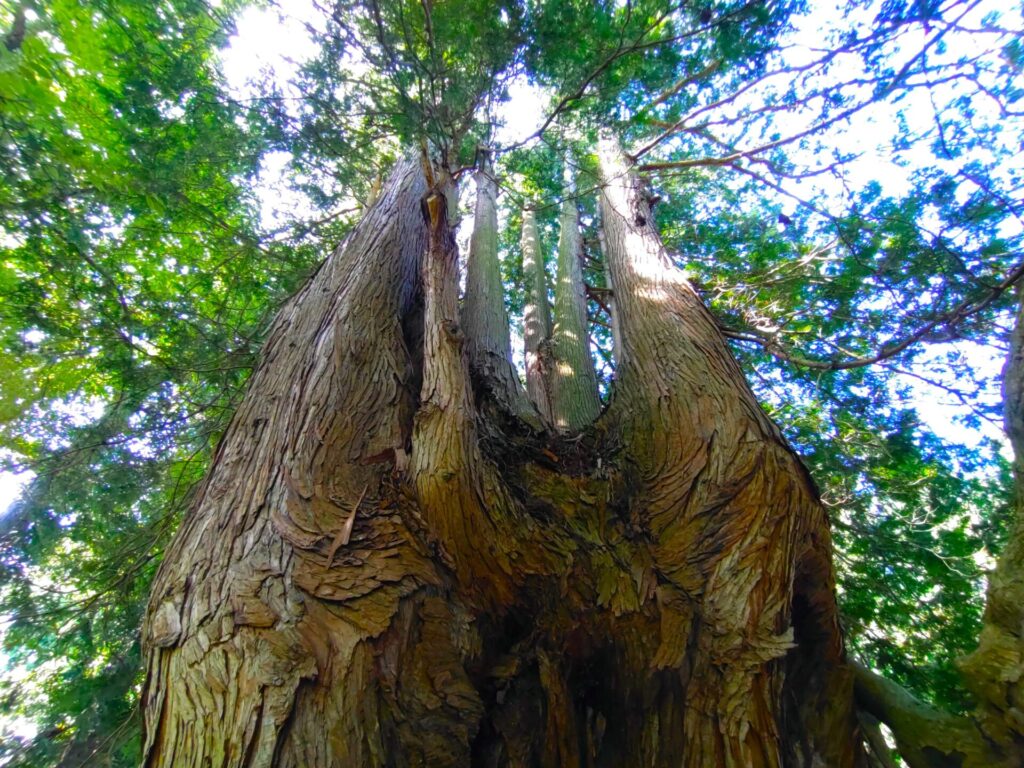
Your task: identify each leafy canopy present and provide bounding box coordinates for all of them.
[0,0,1021,763]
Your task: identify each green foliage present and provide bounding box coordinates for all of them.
[0,0,322,763]
[0,0,1021,762]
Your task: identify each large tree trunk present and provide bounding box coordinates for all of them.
[142,147,865,766]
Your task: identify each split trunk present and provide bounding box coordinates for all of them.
[141,146,867,766]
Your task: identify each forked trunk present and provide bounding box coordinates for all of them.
[142,147,865,767]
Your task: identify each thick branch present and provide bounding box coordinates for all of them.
[852,661,1001,768]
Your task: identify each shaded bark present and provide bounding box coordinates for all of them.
[143,146,867,767]
[550,182,601,432]
[521,207,554,422]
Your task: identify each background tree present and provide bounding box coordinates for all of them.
[0,0,1020,765]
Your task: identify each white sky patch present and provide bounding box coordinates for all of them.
[492,75,551,148]
[0,466,33,519]
[220,0,323,98]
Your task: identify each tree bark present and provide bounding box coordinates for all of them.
[596,224,623,369]
[141,154,452,767]
[550,182,601,432]
[143,146,867,766]
[597,133,862,767]
[521,207,554,423]
[461,152,537,425]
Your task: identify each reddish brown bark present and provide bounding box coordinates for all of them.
[142,148,865,767]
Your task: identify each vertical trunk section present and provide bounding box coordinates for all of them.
[461,152,537,424]
[597,134,861,767]
[411,172,519,607]
[141,156,484,768]
[521,207,554,422]
[596,224,623,369]
[550,183,601,432]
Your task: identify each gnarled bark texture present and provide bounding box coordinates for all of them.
[143,146,865,767]
[596,134,861,767]
[550,186,601,432]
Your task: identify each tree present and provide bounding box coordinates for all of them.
[1,0,1022,765]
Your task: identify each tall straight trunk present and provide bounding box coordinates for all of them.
[461,153,536,423]
[521,207,554,422]
[853,287,1024,767]
[143,147,867,767]
[550,184,601,432]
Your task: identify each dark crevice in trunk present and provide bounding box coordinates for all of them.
[399,284,426,451]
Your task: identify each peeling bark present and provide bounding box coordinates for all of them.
[144,145,869,767]
[550,182,601,432]
[522,207,555,422]
[141,155,464,767]
[597,133,861,767]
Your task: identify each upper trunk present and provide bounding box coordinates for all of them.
[461,151,537,424]
[521,207,554,422]
[550,181,601,432]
